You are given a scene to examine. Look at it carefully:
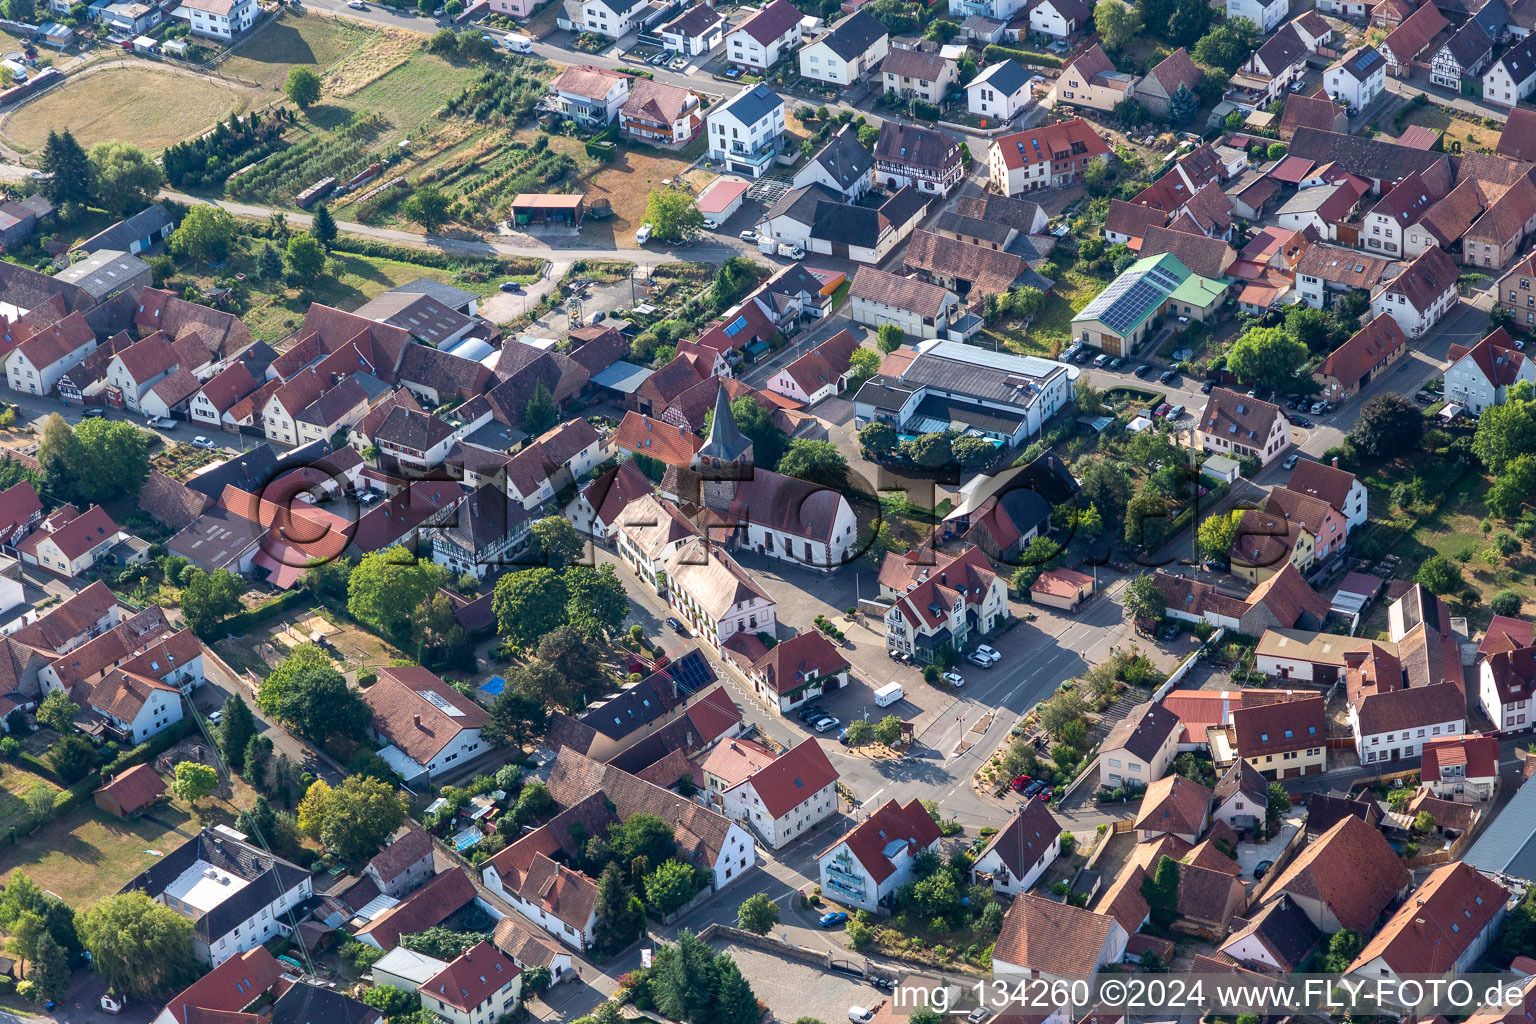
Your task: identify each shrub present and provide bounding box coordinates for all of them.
[1492,590,1522,617]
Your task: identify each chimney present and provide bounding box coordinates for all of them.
[1413,917,1426,937]
[413,714,423,729]
[1332,456,1339,467]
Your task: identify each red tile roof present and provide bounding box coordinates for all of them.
[1230,693,1324,757]
[1479,614,1533,656]
[160,947,284,1024]
[357,868,477,949]
[1133,774,1211,836]
[363,666,489,766]
[745,736,838,818]
[819,797,939,884]
[420,941,520,1013]
[750,630,849,695]
[994,894,1123,975]
[1421,733,1498,780]
[1271,814,1410,932]
[1347,862,1506,974]
[93,762,166,815]
[993,117,1110,171]
[613,411,702,467]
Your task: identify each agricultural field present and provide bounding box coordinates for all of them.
[0,65,252,153]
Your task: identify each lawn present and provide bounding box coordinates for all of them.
[0,802,197,908]
[981,265,1105,357]
[0,770,60,834]
[336,51,486,139]
[577,139,710,248]
[220,12,384,93]
[0,65,253,153]
[1393,103,1501,154]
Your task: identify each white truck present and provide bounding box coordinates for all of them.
[873,682,904,707]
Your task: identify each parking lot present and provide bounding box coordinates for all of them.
[712,942,884,1023]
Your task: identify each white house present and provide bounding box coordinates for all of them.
[849,265,957,339]
[818,797,941,910]
[704,737,839,849]
[1479,646,1534,732]
[707,83,786,179]
[1370,246,1459,339]
[1420,734,1501,801]
[4,317,96,397]
[17,505,124,579]
[1430,21,1494,91]
[1348,669,1466,765]
[1099,702,1182,789]
[966,58,1033,122]
[766,329,857,405]
[993,896,1130,982]
[362,666,490,783]
[971,799,1060,895]
[947,0,1026,22]
[1483,33,1536,106]
[1211,759,1268,833]
[1197,388,1292,467]
[1288,458,1369,532]
[659,2,724,54]
[417,943,522,1024]
[726,0,802,69]
[170,0,254,39]
[106,336,179,413]
[1229,0,1289,34]
[1324,45,1387,110]
[566,0,647,37]
[1028,0,1090,36]
[798,10,889,86]
[664,536,778,649]
[731,629,850,714]
[548,65,632,127]
[1444,327,1535,415]
[988,117,1111,195]
[792,124,875,200]
[1360,168,1432,258]
[82,668,184,744]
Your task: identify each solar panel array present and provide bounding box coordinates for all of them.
[1100,279,1165,334]
[667,649,713,694]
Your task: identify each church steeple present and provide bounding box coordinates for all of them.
[699,383,752,463]
[693,382,753,507]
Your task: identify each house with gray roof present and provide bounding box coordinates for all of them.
[792,123,875,199]
[55,250,152,302]
[76,203,175,256]
[706,83,786,178]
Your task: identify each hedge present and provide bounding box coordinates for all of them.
[211,589,309,640]
[327,235,544,278]
[982,44,1063,68]
[18,751,64,785]
[102,718,199,778]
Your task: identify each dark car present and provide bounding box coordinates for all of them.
[1292,415,1313,428]
[1134,364,1152,378]
[1200,380,1214,394]
[498,280,522,292]
[797,705,825,723]
[1023,780,1046,797]
[665,617,690,637]
[1159,369,1180,385]
[1162,624,1180,641]
[1254,859,1275,879]
[82,408,105,418]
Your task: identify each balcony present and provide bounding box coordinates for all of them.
[722,142,778,169]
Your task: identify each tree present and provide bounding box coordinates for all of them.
[1167,0,1211,44]
[3,0,34,26]
[1078,459,1133,535]
[40,130,91,208]
[737,893,780,934]
[402,927,481,960]
[31,931,69,1002]
[361,985,420,1017]
[1228,326,1308,391]
[1192,24,1250,72]
[510,660,575,712]
[258,242,285,282]
[651,931,718,1023]
[297,779,333,838]
[38,415,150,507]
[1124,489,1173,550]
[285,67,322,108]
[563,565,629,637]
[402,185,452,233]
[315,776,407,862]
[951,435,995,469]
[1493,590,1523,617]
[348,551,449,642]
[644,188,704,241]
[1009,536,1064,592]
[1140,855,1180,929]
[283,234,327,281]
[36,691,77,735]
[88,142,165,216]
[49,734,95,783]
[643,858,699,915]
[874,714,903,746]
[848,347,881,388]
[522,379,558,436]
[843,718,873,745]
[711,257,760,310]
[77,892,197,999]
[858,421,897,457]
[715,954,762,1024]
[1473,397,1536,475]
[1352,393,1424,459]
[1415,554,1462,596]
[169,204,237,264]
[529,515,585,570]
[901,431,953,469]
[256,644,369,741]
[592,862,641,951]
[493,569,570,648]
[310,203,337,248]
[172,761,218,803]
[1096,0,1141,50]
[216,694,257,774]
[1168,83,1199,124]
[180,567,243,636]
[612,813,677,873]
[877,322,904,353]
[1197,508,1244,562]
[1124,573,1166,622]
[1323,930,1363,974]
[777,439,849,490]
[484,688,549,749]
[1413,809,1436,835]
[1489,455,1536,518]
[723,395,787,469]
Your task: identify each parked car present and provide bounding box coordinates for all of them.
[190,436,217,449]
[347,0,366,8]
[1011,774,1032,792]
[1292,415,1313,428]
[974,644,1000,663]
[1093,353,1112,367]
[208,710,223,725]
[1415,390,1434,403]
[1200,380,1214,394]
[1309,401,1327,415]
[145,416,174,429]
[499,280,522,292]
[1134,364,1152,378]
[635,222,653,244]
[1159,369,1179,384]
[1036,788,1054,802]
[968,1010,992,1024]
[1166,404,1184,420]
[82,408,105,418]
[665,616,690,636]
[1254,859,1274,879]
[967,651,994,668]
[1110,357,1126,370]
[739,230,756,242]
[1283,453,1300,470]
[1023,780,1045,797]
[850,1009,875,1024]
[797,705,825,724]
[820,911,849,928]
[941,671,965,687]
[814,716,841,733]
[1154,403,1171,418]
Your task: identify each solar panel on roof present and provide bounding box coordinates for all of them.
[667,649,713,694]
[723,315,749,337]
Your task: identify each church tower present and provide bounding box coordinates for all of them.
[693,383,754,507]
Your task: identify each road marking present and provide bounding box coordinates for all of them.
[863,787,885,805]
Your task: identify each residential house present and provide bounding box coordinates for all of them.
[1030,566,1094,611]
[874,122,963,195]
[363,665,490,784]
[417,942,522,1024]
[1138,224,1237,278]
[428,484,532,580]
[1494,254,1536,331]
[1229,0,1289,33]
[726,0,802,69]
[363,828,436,899]
[105,335,179,413]
[1483,32,1536,104]
[1198,388,1291,467]
[1072,252,1227,358]
[0,196,54,250]
[737,629,849,713]
[1270,813,1411,933]
[0,480,41,555]
[1313,313,1408,402]
[1026,0,1091,35]
[4,310,95,396]
[54,252,146,309]
[1279,93,1349,141]
[17,505,123,579]
[1479,644,1534,732]
[374,407,458,474]
[707,83,786,179]
[355,867,480,951]
[818,797,941,910]
[1431,20,1495,88]
[171,0,255,38]
[792,124,875,199]
[966,58,1033,122]
[1211,758,1269,833]
[659,2,723,53]
[1362,170,1436,257]
[881,46,957,101]
[848,266,958,339]
[877,543,1008,662]
[1139,48,1204,117]
[1218,897,1322,973]
[1420,733,1500,800]
[1346,644,1466,763]
[1275,180,1365,238]
[1381,3,1449,73]
[1232,22,1311,106]
[1479,613,1533,657]
[1050,43,1137,111]
[971,798,1061,895]
[1446,327,1536,413]
[548,65,632,127]
[94,763,167,819]
[1100,702,1182,789]
[4,579,120,654]
[1154,565,1329,636]
[989,117,1111,195]
[706,736,839,848]
[564,0,648,36]
[1344,863,1507,990]
[993,895,1129,980]
[663,536,778,648]
[1371,245,1458,337]
[1326,45,1388,107]
[1288,458,1368,530]
[490,916,575,984]
[1222,693,1327,778]
[766,329,857,404]
[122,828,312,965]
[568,459,653,542]
[799,11,889,85]
[619,79,704,146]
[1134,774,1212,843]
[151,948,286,1024]
[1498,108,1536,162]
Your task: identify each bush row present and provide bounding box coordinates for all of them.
[982,44,1063,68]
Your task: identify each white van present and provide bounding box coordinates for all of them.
[635,222,653,244]
[874,682,903,707]
[504,33,533,52]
